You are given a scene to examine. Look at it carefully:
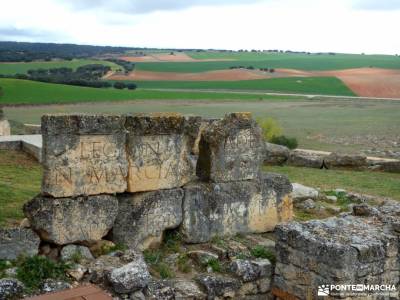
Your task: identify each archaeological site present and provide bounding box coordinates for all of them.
[0,112,399,300]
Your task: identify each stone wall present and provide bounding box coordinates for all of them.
[273,201,400,299]
[22,112,293,251]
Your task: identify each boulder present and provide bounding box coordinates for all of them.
[87,255,124,284]
[0,279,24,300]
[24,194,119,245]
[125,113,197,193]
[296,199,316,210]
[287,150,324,168]
[188,250,219,265]
[324,152,367,170]
[164,279,206,299]
[229,259,261,282]
[291,183,319,201]
[181,173,293,243]
[263,142,290,165]
[41,114,128,198]
[60,245,94,261]
[112,188,183,250]
[107,252,151,294]
[196,274,240,299]
[144,280,175,300]
[0,228,40,260]
[196,112,264,182]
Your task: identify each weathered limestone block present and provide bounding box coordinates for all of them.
[287,150,324,168]
[24,194,119,245]
[41,114,128,198]
[263,142,290,165]
[0,228,40,260]
[273,216,399,299]
[181,173,293,243]
[196,112,264,182]
[324,152,368,170]
[112,188,183,250]
[125,113,197,193]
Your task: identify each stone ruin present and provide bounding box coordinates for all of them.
[0,108,11,136]
[24,112,293,250]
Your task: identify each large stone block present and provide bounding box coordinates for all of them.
[0,228,40,260]
[41,114,128,198]
[180,173,293,243]
[196,112,264,182]
[23,194,119,245]
[273,216,399,299]
[125,113,197,193]
[112,189,184,250]
[0,108,11,136]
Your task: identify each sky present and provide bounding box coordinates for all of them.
[0,0,399,54]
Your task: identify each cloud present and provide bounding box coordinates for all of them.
[62,0,264,14]
[0,26,65,42]
[354,0,400,10]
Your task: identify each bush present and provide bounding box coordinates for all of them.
[270,135,298,149]
[126,83,137,90]
[250,245,276,264]
[16,256,70,290]
[256,117,282,141]
[113,81,126,89]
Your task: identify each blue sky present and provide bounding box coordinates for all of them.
[0,0,399,54]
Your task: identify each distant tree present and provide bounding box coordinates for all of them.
[113,81,126,89]
[269,68,275,73]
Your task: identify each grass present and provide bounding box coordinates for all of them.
[16,255,70,291]
[0,78,299,105]
[265,166,400,200]
[0,59,120,75]
[135,52,400,73]
[5,94,400,154]
[0,150,42,227]
[130,77,355,96]
[250,245,276,264]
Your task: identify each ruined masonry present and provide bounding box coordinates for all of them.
[23,112,293,250]
[0,108,11,136]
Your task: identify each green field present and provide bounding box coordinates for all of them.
[131,77,355,96]
[133,52,400,73]
[0,78,298,105]
[265,165,400,200]
[0,59,120,75]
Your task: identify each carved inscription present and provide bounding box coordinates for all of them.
[127,135,192,192]
[43,135,127,197]
[224,129,258,151]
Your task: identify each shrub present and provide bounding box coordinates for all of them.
[270,135,298,149]
[256,117,282,141]
[126,83,137,90]
[250,245,276,264]
[16,256,70,290]
[113,81,126,89]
